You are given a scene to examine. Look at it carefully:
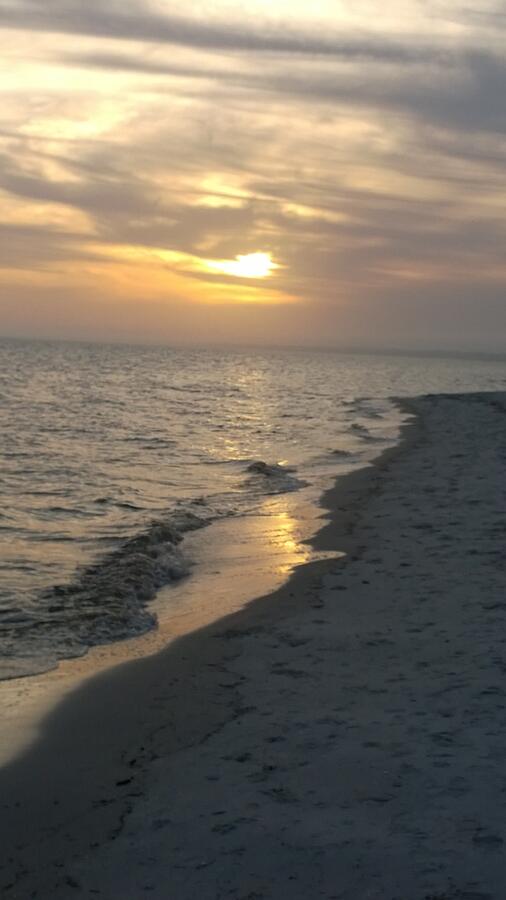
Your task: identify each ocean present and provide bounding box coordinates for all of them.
[1,337,505,681]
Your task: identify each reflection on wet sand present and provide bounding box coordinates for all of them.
[154,489,340,630]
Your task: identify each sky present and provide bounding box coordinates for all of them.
[0,0,505,351]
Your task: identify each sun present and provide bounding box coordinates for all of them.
[207,252,279,279]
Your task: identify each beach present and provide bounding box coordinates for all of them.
[1,391,506,899]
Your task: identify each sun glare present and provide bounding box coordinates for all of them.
[207,252,279,279]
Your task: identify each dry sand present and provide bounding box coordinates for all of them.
[1,392,506,899]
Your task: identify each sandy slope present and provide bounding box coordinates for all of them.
[1,392,505,900]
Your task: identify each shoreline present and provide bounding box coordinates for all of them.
[0,473,342,768]
[0,409,400,766]
[2,391,505,898]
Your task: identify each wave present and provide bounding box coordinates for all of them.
[244,460,306,493]
[0,508,216,680]
[42,510,208,626]
[331,448,354,458]
[342,397,386,420]
[348,423,385,443]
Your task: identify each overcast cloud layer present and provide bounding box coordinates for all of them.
[0,0,505,350]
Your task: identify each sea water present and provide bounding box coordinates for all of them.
[1,338,505,680]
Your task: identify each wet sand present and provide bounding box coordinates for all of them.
[1,392,506,899]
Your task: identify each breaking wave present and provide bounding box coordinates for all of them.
[245,460,307,493]
[349,423,385,443]
[331,448,354,459]
[0,508,214,680]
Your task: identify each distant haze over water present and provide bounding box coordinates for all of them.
[1,338,505,680]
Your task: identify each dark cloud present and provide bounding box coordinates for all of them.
[240,49,506,135]
[1,0,446,63]
[63,52,227,80]
[0,146,259,257]
[0,149,159,218]
[60,44,506,139]
[0,222,101,268]
[0,169,153,216]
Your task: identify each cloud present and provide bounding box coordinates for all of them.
[0,222,96,269]
[55,41,506,140]
[236,49,506,135]
[62,52,228,80]
[0,1,450,62]
[1,1,506,349]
